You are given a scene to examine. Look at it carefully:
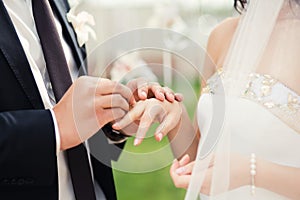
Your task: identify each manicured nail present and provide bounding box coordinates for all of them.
[112,123,120,129]
[167,92,175,101]
[175,94,183,101]
[176,167,186,174]
[134,138,140,146]
[141,91,147,98]
[156,133,163,142]
[159,92,165,99]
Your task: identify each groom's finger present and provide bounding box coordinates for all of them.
[96,79,135,105]
[100,108,126,125]
[127,78,147,100]
[95,94,129,111]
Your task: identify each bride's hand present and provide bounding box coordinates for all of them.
[170,153,250,194]
[127,77,183,102]
[170,154,195,189]
[112,98,182,146]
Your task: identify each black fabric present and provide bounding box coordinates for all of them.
[32,0,72,100]
[32,0,96,199]
[0,1,44,110]
[91,156,118,200]
[50,0,87,74]
[0,0,124,199]
[0,110,58,200]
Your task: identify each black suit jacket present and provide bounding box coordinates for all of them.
[0,0,124,199]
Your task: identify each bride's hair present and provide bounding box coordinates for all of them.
[234,0,300,13]
[234,0,247,13]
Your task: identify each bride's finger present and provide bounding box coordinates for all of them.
[126,78,147,100]
[170,160,192,189]
[175,161,195,175]
[154,112,181,142]
[179,154,190,167]
[112,103,145,130]
[133,106,161,146]
[170,159,180,172]
[174,93,184,102]
[162,87,175,102]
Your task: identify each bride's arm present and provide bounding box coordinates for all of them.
[255,158,300,199]
[166,105,199,160]
[171,153,300,199]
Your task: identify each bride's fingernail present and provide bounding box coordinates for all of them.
[175,167,186,174]
[158,92,165,99]
[134,138,140,146]
[112,123,119,129]
[141,91,147,98]
[167,92,175,100]
[156,133,163,142]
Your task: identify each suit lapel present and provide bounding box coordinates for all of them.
[51,0,87,75]
[0,0,87,110]
[0,1,44,109]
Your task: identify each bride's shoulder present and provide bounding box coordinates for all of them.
[207,17,240,68]
[211,17,240,38]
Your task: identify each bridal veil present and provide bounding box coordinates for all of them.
[186,0,300,199]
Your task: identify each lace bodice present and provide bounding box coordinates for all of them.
[202,68,300,133]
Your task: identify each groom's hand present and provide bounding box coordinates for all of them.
[53,76,135,151]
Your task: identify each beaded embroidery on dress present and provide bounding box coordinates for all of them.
[202,69,300,133]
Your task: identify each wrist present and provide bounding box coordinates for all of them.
[53,103,81,150]
[255,157,268,189]
[167,103,184,139]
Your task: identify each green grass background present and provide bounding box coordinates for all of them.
[113,137,186,200]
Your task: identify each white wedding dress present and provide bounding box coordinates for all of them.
[197,70,300,200]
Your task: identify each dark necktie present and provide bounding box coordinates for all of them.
[32,1,96,199]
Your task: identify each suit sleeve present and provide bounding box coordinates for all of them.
[0,109,57,187]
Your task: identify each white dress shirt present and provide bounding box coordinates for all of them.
[3,1,105,199]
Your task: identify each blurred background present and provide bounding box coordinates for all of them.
[76,0,236,199]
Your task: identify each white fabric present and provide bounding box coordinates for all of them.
[196,90,300,199]
[186,0,300,199]
[3,1,105,199]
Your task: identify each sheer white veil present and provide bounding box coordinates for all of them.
[186,0,300,199]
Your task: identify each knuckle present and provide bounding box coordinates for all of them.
[114,108,126,117]
[130,111,139,120]
[76,76,88,87]
[113,94,123,102]
[164,87,173,93]
[140,118,151,127]
[100,110,112,123]
[102,79,115,88]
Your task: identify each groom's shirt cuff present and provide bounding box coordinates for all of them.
[50,109,60,155]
